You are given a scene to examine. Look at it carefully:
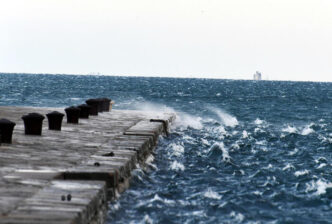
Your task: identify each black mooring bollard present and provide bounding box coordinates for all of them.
[78,104,90,119]
[0,119,16,143]
[101,98,111,112]
[85,99,99,116]
[22,113,45,135]
[96,98,104,112]
[65,106,81,124]
[46,111,64,130]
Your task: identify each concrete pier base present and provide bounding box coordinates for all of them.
[0,106,175,224]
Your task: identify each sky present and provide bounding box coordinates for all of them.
[0,0,331,82]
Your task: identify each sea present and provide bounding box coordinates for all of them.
[0,73,331,224]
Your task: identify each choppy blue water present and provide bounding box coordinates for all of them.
[1,73,331,223]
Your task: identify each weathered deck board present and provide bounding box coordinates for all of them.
[0,106,175,224]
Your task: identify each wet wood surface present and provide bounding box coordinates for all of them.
[0,106,175,224]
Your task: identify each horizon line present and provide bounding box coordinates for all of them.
[0,72,331,83]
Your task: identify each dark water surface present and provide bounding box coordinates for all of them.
[1,73,331,223]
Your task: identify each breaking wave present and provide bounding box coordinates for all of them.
[1,74,329,224]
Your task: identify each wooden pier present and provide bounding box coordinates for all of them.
[0,106,175,224]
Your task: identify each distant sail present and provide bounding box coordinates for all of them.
[253,71,262,80]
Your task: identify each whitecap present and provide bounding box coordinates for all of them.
[201,138,210,146]
[214,125,227,135]
[203,188,222,200]
[255,140,267,145]
[317,163,327,169]
[70,97,81,101]
[314,157,327,164]
[218,202,228,208]
[253,190,263,196]
[301,126,314,135]
[231,142,240,150]
[150,194,175,205]
[254,118,264,125]
[168,143,185,157]
[137,215,153,224]
[282,163,295,171]
[191,210,205,216]
[288,148,299,155]
[294,169,309,177]
[170,161,185,171]
[230,211,245,223]
[265,164,273,169]
[306,179,332,195]
[254,127,265,133]
[242,130,249,139]
[282,125,297,133]
[182,135,195,144]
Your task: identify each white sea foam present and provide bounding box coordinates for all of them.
[201,138,210,146]
[288,148,299,155]
[145,155,158,170]
[242,130,249,139]
[170,161,185,171]
[265,164,273,169]
[214,125,227,135]
[282,163,295,171]
[294,169,309,177]
[150,194,175,205]
[182,135,195,144]
[253,190,263,196]
[208,107,239,127]
[136,215,153,224]
[254,127,265,134]
[317,163,327,169]
[203,188,222,200]
[146,154,154,164]
[301,126,314,135]
[70,97,81,101]
[230,211,245,223]
[254,118,264,125]
[109,201,121,211]
[231,142,240,150]
[168,143,185,157]
[306,179,332,195]
[282,125,297,133]
[256,140,267,145]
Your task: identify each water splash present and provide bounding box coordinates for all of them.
[170,161,185,171]
[208,107,239,127]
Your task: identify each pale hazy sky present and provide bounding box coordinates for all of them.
[0,0,331,82]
